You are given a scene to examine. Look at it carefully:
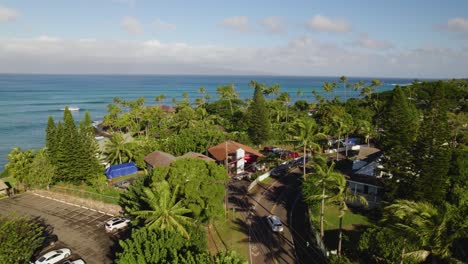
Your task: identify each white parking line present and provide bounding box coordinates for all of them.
[31,193,115,217]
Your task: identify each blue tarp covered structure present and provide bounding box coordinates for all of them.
[341,137,359,146]
[105,162,138,179]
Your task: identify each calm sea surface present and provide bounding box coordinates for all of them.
[0,74,416,169]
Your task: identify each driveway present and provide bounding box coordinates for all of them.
[0,193,116,264]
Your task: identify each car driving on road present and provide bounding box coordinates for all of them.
[266,215,284,232]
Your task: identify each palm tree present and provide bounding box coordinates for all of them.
[339,76,348,102]
[358,120,376,147]
[217,84,239,117]
[104,132,133,165]
[155,94,166,104]
[130,181,193,238]
[382,200,467,263]
[322,82,334,101]
[277,92,291,123]
[291,118,327,177]
[305,161,342,241]
[329,175,368,256]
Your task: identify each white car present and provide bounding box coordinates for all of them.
[105,217,131,232]
[63,259,86,264]
[267,215,284,232]
[35,248,71,264]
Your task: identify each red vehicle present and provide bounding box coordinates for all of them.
[280,151,299,159]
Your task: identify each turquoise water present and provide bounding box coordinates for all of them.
[0,74,415,169]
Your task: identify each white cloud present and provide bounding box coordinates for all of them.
[306,15,350,33]
[261,16,286,34]
[121,16,143,35]
[445,17,468,35]
[0,37,466,78]
[0,5,18,22]
[152,18,176,31]
[354,34,393,50]
[220,16,250,32]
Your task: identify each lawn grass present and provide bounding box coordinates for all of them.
[260,176,274,184]
[208,213,249,261]
[324,204,369,231]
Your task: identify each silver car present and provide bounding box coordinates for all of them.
[267,215,284,232]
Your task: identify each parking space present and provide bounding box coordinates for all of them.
[0,193,116,264]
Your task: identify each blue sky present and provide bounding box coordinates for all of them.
[0,0,467,78]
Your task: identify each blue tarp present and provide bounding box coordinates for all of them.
[341,137,359,146]
[105,162,138,179]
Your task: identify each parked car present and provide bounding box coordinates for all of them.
[266,215,284,232]
[105,217,131,233]
[63,259,86,264]
[34,248,71,264]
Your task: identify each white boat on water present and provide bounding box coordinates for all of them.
[60,107,80,111]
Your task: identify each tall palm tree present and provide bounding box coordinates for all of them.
[104,132,133,165]
[217,84,239,117]
[328,174,368,256]
[130,181,193,239]
[291,118,327,177]
[322,82,334,101]
[340,76,348,102]
[382,200,467,263]
[305,161,343,241]
[358,120,376,147]
[277,92,291,123]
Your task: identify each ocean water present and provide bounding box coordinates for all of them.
[0,74,416,169]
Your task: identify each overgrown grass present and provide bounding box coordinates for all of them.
[324,204,369,231]
[52,181,123,204]
[208,213,249,261]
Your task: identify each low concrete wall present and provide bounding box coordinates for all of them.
[32,189,121,216]
[247,171,271,192]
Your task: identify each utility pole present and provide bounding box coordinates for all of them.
[225,141,229,221]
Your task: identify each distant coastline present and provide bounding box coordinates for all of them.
[0,74,420,169]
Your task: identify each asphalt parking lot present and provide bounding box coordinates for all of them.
[0,193,116,264]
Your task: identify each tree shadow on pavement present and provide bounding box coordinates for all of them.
[233,215,294,263]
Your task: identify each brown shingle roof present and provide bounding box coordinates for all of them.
[179,152,215,162]
[208,141,264,161]
[144,151,176,168]
[356,147,382,161]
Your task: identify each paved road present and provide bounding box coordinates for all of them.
[0,193,116,264]
[229,169,327,264]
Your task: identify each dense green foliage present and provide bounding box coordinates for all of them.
[3,77,467,263]
[247,81,271,145]
[0,214,44,263]
[46,108,101,183]
[116,227,211,264]
[121,158,228,223]
[128,181,194,238]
